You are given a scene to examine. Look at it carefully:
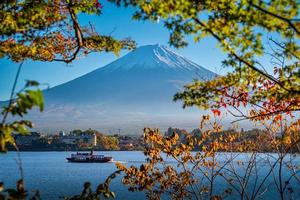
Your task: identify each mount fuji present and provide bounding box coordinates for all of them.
[23,44,217,134]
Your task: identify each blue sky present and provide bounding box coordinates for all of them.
[0,1,227,101]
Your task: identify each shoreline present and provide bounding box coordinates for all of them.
[5,149,299,154]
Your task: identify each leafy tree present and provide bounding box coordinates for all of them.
[2,0,300,199]
[71,129,84,135]
[0,0,135,63]
[104,1,300,199]
[0,0,136,152]
[0,79,44,152]
[116,115,300,200]
[110,0,300,122]
[97,135,120,150]
[0,2,134,197]
[84,128,98,135]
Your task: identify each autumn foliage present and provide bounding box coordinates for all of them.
[1,0,300,200]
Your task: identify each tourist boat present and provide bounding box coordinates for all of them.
[66,151,113,163]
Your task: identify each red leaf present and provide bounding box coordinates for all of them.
[212,109,221,116]
[95,0,102,9]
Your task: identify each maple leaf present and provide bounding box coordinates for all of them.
[212,109,221,117]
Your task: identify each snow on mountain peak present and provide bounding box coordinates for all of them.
[29,44,217,133]
[102,44,211,73]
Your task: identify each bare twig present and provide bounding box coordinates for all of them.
[1,61,24,124]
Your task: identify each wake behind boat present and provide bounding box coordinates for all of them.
[66,151,113,163]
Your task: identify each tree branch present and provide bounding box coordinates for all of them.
[231,108,300,123]
[192,17,300,95]
[250,3,300,36]
[53,1,84,64]
[1,62,24,124]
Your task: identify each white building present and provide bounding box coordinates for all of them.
[58,131,66,137]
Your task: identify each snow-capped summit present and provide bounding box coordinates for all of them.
[29,45,217,133]
[101,44,210,72]
[44,44,216,104]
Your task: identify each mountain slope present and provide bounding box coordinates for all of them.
[44,44,215,105]
[27,44,217,133]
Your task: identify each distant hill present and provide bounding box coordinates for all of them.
[4,44,218,134]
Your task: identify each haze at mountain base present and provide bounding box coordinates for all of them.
[7,44,220,134]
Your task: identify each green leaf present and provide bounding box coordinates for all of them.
[25,80,39,87]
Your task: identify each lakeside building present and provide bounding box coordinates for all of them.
[59,133,97,146]
[117,135,143,150]
[59,131,66,137]
[14,131,97,148]
[15,132,41,146]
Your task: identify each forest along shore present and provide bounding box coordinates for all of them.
[9,128,295,153]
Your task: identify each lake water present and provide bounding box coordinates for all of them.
[1,151,300,199]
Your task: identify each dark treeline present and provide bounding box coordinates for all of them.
[8,127,298,153]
